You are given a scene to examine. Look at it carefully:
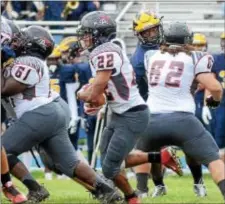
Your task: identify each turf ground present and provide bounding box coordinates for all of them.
[1,171,224,203]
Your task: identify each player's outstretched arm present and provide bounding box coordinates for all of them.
[196,73,222,102]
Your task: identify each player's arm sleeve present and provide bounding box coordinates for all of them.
[144,51,150,72]
[194,54,214,76]
[11,63,40,86]
[90,52,122,76]
[66,82,80,119]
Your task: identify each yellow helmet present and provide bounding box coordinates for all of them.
[59,36,78,52]
[49,46,61,58]
[192,33,207,45]
[192,33,208,52]
[133,11,162,45]
[220,32,225,39]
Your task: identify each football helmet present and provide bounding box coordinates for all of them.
[1,17,20,46]
[163,22,193,45]
[220,32,225,51]
[59,36,78,53]
[48,46,61,59]
[192,33,207,51]
[1,0,8,12]
[11,26,54,59]
[133,11,163,46]
[77,11,116,51]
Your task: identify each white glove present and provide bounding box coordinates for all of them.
[80,118,87,130]
[68,118,80,134]
[202,106,212,125]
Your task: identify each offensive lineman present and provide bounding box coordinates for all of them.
[1,16,27,203]
[137,22,225,200]
[1,25,122,203]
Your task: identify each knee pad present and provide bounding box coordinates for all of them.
[7,154,20,170]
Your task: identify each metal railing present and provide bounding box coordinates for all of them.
[14,19,224,35]
[115,1,134,23]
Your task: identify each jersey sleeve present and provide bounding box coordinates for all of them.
[11,63,40,86]
[90,51,122,76]
[194,54,214,76]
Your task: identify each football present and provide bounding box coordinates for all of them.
[90,93,106,107]
[77,83,106,107]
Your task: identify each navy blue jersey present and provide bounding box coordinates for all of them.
[76,62,92,86]
[130,43,159,100]
[58,64,77,102]
[130,43,159,77]
[212,53,225,105]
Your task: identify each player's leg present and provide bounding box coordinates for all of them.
[100,108,150,203]
[42,97,122,203]
[213,105,225,161]
[180,114,225,199]
[133,163,151,198]
[1,115,50,202]
[1,146,27,204]
[135,137,164,198]
[185,155,206,197]
[191,101,207,196]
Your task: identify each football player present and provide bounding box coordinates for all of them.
[184,33,209,197]
[139,21,225,200]
[1,16,27,204]
[1,25,122,203]
[209,32,225,162]
[77,11,183,204]
[131,11,182,198]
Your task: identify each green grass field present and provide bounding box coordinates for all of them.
[1,171,224,203]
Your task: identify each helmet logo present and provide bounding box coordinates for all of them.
[97,15,110,25]
[37,38,51,50]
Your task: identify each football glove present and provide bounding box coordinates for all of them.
[68,118,80,134]
[202,106,212,125]
[206,95,220,108]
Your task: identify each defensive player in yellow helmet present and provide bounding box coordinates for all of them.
[133,10,163,46]
[131,11,183,198]
[192,33,208,52]
[208,32,225,162]
[59,36,78,63]
[190,33,209,197]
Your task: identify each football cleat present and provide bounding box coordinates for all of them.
[27,185,50,203]
[151,185,167,198]
[92,173,123,204]
[194,179,207,197]
[136,189,149,198]
[126,196,141,204]
[161,147,183,176]
[2,181,27,204]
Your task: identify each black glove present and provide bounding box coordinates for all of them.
[206,95,220,108]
